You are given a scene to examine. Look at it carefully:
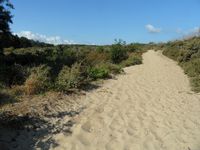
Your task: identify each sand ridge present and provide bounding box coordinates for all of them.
[51,50,200,150]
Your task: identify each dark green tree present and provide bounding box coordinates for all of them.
[0,0,14,54]
[110,39,128,64]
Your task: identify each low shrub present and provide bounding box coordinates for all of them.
[10,85,25,96]
[106,63,123,74]
[191,76,200,92]
[178,50,196,62]
[56,63,83,91]
[24,65,51,95]
[87,65,109,80]
[0,41,145,98]
[10,64,27,85]
[126,43,144,52]
[121,54,142,67]
[84,51,109,66]
[182,58,200,77]
[163,47,180,61]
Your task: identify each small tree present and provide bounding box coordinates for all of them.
[110,39,127,64]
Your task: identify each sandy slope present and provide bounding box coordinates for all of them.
[49,50,200,150]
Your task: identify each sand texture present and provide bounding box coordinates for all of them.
[50,50,200,150]
[1,50,200,150]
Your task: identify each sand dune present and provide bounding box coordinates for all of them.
[50,50,200,150]
[2,50,198,150]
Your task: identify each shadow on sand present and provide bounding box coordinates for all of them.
[0,108,83,150]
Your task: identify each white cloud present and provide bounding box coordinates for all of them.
[14,31,75,45]
[176,27,200,39]
[189,27,200,36]
[145,24,161,33]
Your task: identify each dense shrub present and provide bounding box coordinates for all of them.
[162,47,180,61]
[87,65,109,80]
[56,63,83,91]
[106,63,123,74]
[110,41,128,64]
[10,85,25,96]
[126,43,144,52]
[0,63,27,87]
[10,64,27,85]
[121,54,142,67]
[84,51,109,66]
[0,41,144,100]
[96,46,105,53]
[182,58,200,77]
[191,76,200,92]
[24,65,51,95]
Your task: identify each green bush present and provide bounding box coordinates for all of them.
[24,65,51,95]
[10,85,25,96]
[10,64,27,85]
[0,42,144,98]
[96,46,104,53]
[180,50,196,62]
[163,47,180,61]
[126,43,144,52]
[121,54,142,67]
[182,58,200,77]
[84,51,109,66]
[56,63,83,91]
[110,41,128,64]
[191,76,200,92]
[106,63,123,74]
[87,65,109,80]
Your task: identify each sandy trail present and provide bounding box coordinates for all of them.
[51,50,200,150]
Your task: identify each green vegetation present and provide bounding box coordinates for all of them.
[121,54,142,67]
[87,65,110,80]
[0,43,145,105]
[110,39,128,63]
[0,1,145,106]
[24,65,51,95]
[162,37,200,92]
[56,63,83,91]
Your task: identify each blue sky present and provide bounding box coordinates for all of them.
[11,0,200,45]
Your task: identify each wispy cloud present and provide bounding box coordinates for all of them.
[145,24,161,33]
[187,27,200,37]
[14,31,75,45]
[176,27,200,39]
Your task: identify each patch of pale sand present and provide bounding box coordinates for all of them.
[50,50,200,150]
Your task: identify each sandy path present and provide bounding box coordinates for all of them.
[51,50,200,150]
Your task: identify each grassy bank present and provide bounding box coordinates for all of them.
[162,37,200,92]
